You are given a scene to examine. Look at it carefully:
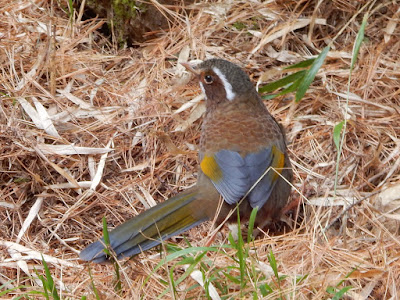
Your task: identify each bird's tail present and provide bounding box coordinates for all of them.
[79,187,208,263]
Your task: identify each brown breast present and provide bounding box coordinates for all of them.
[199,98,284,157]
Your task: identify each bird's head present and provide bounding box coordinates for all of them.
[182,59,257,106]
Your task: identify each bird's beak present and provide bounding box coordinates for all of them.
[181,62,200,76]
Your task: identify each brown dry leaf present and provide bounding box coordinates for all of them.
[174,101,206,132]
[37,144,114,155]
[250,18,327,56]
[384,6,400,43]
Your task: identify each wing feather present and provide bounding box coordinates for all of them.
[201,146,285,207]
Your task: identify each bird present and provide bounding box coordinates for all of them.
[80,58,293,263]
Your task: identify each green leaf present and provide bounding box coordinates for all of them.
[247,207,258,243]
[296,274,309,284]
[224,272,241,284]
[261,94,278,100]
[326,286,335,293]
[168,268,177,295]
[252,291,258,300]
[100,218,121,292]
[333,13,369,198]
[176,256,195,265]
[259,283,273,296]
[87,266,101,300]
[228,232,237,248]
[295,46,330,102]
[277,76,303,96]
[258,70,306,93]
[236,207,246,290]
[333,121,344,151]
[42,255,60,300]
[152,245,232,273]
[233,22,246,30]
[34,270,49,300]
[284,58,316,70]
[0,285,27,297]
[267,250,279,282]
[331,286,352,300]
[351,14,368,70]
[166,243,184,252]
[279,275,288,281]
[101,217,112,258]
[102,217,110,246]
[158,251,209,298]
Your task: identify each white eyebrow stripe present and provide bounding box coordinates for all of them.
[212,67,236,101]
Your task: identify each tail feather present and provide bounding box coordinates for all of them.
[80,188,207,263]
[115,215,204,259]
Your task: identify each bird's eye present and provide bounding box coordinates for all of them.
[204,74,213,84]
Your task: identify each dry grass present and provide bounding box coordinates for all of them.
[1,0,400,299]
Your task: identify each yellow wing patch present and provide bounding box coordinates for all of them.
[271,145,285,181]
[200,155,223,182]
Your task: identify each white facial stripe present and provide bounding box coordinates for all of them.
[212,67,236,101]
[199,82,207,99]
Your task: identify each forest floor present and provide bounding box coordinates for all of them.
[1,0,400,299]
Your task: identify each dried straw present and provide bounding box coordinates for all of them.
[1,0,399,298]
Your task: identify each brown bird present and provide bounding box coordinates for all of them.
[80,59,293,263]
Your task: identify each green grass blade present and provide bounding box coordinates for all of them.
[259,283,273,296]
[236,207,246,291]
[331,12,369,202]
[113,259,122,292]
[284,58,315,70]
[41,255,60,300]
[101,218,121,292]
[261,94,278,100]
[87,266,101,300]
[101,217,112,257]
[142,244,233,290]
[102,217,110,246]
[0,285,26,297]
[258,70,306,93]
[267,250,279,283]
[277,76,303,96]
[351,14,367,70]
[224,272,241,284]
[158,251,209,299]
[68,0,74,19]
[34,267,49,300]
[228,232,237,248]
[331,286,352,300]
[173,251,208,287]
[296,274,309,284]
[333,121,344,151]
[295,46,330,102]
[247,207,258,243]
